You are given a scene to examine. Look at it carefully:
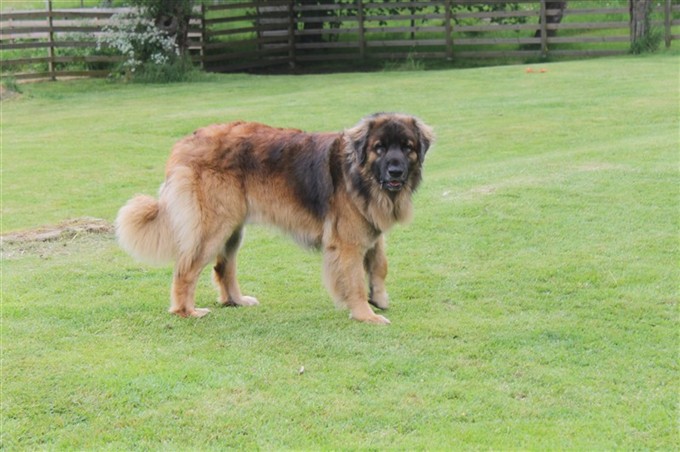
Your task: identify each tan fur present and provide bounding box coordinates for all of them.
[116,114,433,323]
[115,194,176,264]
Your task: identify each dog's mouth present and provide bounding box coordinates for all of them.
[382,179,405,191]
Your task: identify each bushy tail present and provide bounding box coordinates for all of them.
[115,195,176,265]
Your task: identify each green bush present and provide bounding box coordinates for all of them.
[97,7,195,82]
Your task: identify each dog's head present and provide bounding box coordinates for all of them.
[345,113,434,193]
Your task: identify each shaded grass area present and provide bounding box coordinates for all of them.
[2,54,679,449]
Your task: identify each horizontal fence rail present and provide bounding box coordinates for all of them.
[1,0,679,80]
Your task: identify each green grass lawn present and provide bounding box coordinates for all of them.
[2,53,679,449]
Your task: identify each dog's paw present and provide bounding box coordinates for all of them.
[369,291,389,310]
[221,296,260,307]
[191,308,211,318]
[238,296,260,306]
[170,307,211,318]
[350,312,391,325]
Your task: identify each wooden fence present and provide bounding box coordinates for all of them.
[0,4,204,81]
[2,5,123,80]
[201,0,680,72]
[2,1,679,81]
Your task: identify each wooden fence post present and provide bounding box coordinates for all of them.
[539,0,548,57]
[288,0,296,69]
[445,0,453,60]
[46,0,56,81]
[199,3,206,69]
[358,0,366,59]
[664,0,672,48]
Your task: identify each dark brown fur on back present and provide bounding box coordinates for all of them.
[116,113,434,324]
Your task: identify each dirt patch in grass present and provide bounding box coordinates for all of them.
[1,217,113,244]
[1,218,115,261]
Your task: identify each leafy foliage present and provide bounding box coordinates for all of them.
[130,0,193,53]
[96,7,192,82]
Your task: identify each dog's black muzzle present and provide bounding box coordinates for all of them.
[381,150,408,192]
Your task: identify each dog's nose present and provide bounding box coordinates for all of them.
[387,165,404,179]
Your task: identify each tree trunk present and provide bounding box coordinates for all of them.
[130,0,193,55]
[534,1,567,39]
[629,0,652,44]
[298,0,334,43]
[155,10,190,55]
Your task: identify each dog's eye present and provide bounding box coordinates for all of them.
[374,143,385,154]
[403,144,414,153]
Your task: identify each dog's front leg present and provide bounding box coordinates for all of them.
[364,235,389,310]
[323,242,390,325]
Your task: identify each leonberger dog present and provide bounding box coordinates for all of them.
[116,113,434,324]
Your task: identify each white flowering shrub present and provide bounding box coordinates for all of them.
[97,8,181,80]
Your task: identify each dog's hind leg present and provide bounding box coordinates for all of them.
[169,220,246,317]
[213,226,259,307]
[170,255,211,318]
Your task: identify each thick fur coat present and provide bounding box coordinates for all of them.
[116,113,434,324]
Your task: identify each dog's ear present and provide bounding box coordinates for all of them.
[412,117,435,162]
[344,117,372,165]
